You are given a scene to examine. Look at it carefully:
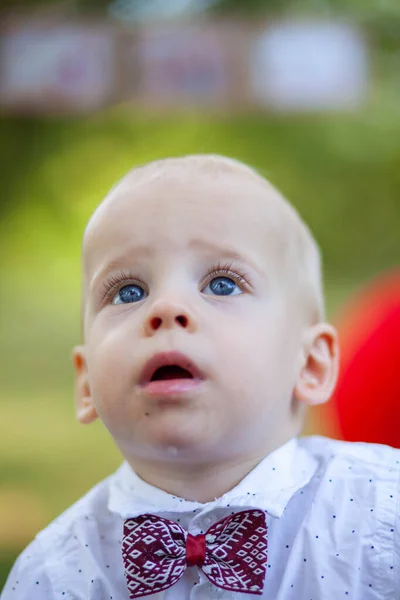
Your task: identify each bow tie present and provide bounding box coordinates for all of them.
[122,509,268,598]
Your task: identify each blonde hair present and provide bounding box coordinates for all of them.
[98,154,325,322]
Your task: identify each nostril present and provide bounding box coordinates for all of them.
[176,315,188,327]
[150,317,162,330]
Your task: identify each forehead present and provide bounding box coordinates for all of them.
[83,172,289,275]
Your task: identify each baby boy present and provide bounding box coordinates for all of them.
[2,155,399,599]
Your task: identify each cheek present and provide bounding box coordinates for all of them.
[212,308,298,388]
[86,320,135,403]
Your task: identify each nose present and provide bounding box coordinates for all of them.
[143,299,197,336]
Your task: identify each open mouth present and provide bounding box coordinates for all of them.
[150,365,194,381]
[139,352,204,387]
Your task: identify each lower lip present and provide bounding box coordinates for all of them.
[140,379,204,397]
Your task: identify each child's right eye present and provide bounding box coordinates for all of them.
[112,284,147,305]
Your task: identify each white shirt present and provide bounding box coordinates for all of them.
[2,436,399,600]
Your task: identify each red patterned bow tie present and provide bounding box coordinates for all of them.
[122,509,268,598]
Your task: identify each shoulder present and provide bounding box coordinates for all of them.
[295,437,399,596]
[300,435,400,475]
[298,436,400,514]
[37,469,118,546]
[297,436,400,528]
[299,436,399,564]
[299,435,400,504]
[1,470,122,599]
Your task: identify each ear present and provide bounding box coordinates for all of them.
[72,345,98,424]
[294,323,339,406]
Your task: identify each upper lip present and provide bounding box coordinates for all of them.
[138,351,205,385]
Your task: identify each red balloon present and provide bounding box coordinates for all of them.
[324,270,400,447]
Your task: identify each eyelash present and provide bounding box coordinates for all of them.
[101,262,252,303]
[101,270,144,302]
[202,262,252,293]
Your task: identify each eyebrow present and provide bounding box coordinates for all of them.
[188,239,264,276]
[89,246,154,293]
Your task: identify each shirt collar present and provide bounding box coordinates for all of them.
[108,437,317,519]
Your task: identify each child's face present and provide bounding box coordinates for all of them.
[76,172,311,465]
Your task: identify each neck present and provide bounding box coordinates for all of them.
[126,444,286,503]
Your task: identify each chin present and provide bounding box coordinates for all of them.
[143,420,214,459]
[153,430,206,454]
[116,409,218,459]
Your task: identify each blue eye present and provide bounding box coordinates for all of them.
[203,276,242,297]
[112,284,147,305]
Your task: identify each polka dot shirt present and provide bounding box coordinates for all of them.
[2,436,399,599]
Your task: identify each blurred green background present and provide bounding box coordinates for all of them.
[1,0,400,590]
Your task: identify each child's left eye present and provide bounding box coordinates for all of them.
[202,276,242,297]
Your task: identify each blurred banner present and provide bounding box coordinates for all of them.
[0,20,116,113]
[132,25,232,108]
[0,14,368,114]
[249,20,368,111]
